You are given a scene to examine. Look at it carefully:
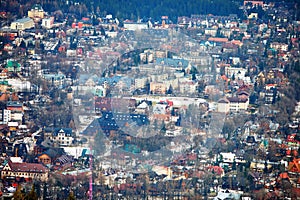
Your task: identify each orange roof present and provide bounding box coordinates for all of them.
[221,75,228,81]
[288,158,300,173]
[208,37,228,43]
[279,172,289,179]
[231,40,243,46]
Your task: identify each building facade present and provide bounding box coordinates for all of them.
[1,158,48,182]
[10,17,34,30]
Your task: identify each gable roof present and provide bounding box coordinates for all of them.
[288,158,300,173]
[227,97,248,103]
[42,148,64,159]
[52,128,73,137]
[7,161,48,173]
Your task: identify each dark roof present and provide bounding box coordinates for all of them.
[218,98,229,103]
[54,154,73,165]
[227,97,248,103]
[83,112,149,134]
[42,148,64,159]
[236,90,250,96]
[52,128,73,137]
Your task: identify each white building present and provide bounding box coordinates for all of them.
[51,128,74,146]
[134,77,148,89]
[0,109,11,124]
[124,22,148,31]
[42,17,54,29]
[217,97,249,113]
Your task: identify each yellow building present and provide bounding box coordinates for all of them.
[10,17,34,30]
[28,4,44,20]
[1,157,49,182]
[150,82,167,94]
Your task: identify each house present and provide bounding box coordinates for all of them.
[135,101,149,114]
[1,157,48,182]
[6,60,21,73]
[150,82,167,94]
[217,97,249,113]
[270,42,289,52]
[7,101,23,122]
[217,98,230,113]
[42,17,54,29]
[10,17,34,30]
[220,152,236,163]
[288,158,300,173]
[52,154,73,171]
[0,109,11,124]
[38,148,65,166]
[204,28,218,36]
[134,77,148,89]
[51,128,74,146]
[42,73,66,88]
[227,97,249,112]
[28,4,45,20]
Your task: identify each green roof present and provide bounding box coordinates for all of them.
[6,60,21,72]
[7,60,21,68]
[32,4,43,11]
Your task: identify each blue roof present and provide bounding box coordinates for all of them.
[7,101,23,107]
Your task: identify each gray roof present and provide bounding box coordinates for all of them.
[15,17,33,23]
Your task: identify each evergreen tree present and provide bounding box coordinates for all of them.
[166,85,173,94]
[192,73,196,81]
